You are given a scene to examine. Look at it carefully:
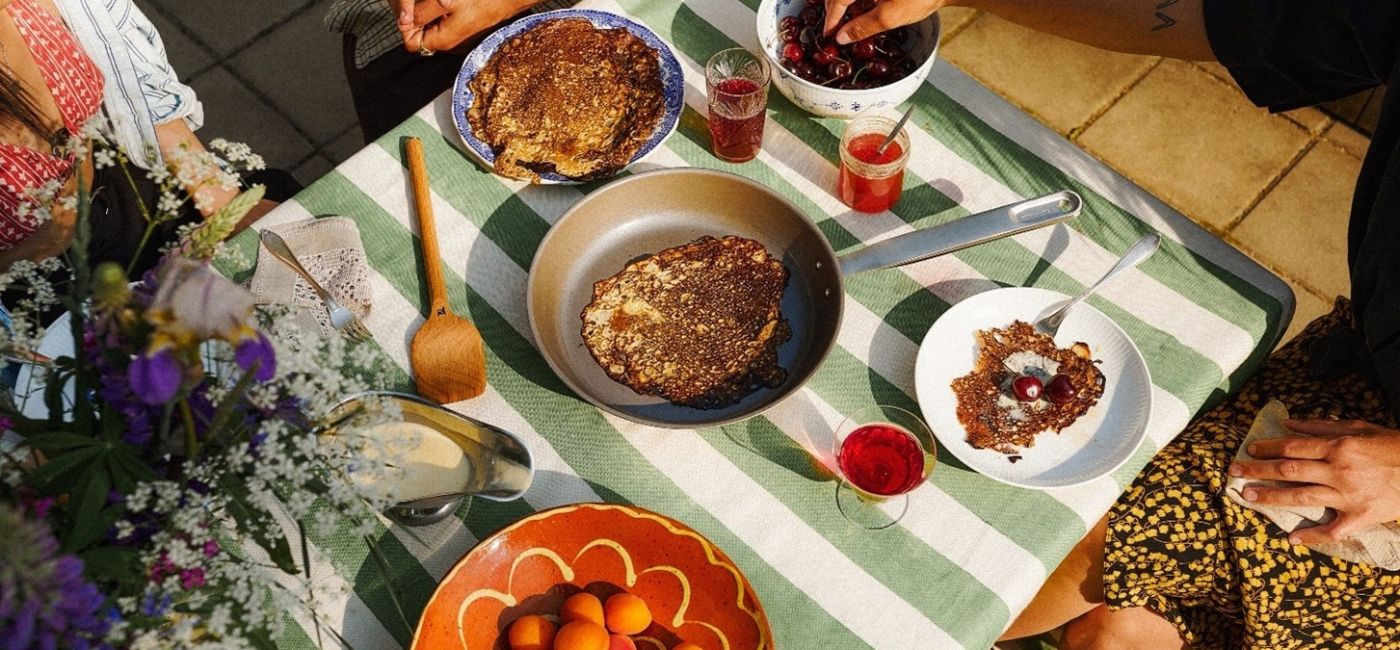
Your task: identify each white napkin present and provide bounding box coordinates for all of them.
[248,217,371,336]
[1226,400,1400,569]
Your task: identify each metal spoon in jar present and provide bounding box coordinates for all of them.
[1036,233,1162,337]
[875,105,916,156]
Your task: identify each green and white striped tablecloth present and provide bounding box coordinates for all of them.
[220,2,1293,648]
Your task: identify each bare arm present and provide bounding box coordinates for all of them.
[828,0,1214,61]
[153,120,276,226]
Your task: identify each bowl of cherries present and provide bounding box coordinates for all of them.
[757,0,940,118]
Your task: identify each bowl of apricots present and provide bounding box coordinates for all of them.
[411,503,774,650]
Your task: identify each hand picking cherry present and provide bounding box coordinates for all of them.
[774,4,916,88]
[1011,375,1043,402]
[1045,374,1077,404]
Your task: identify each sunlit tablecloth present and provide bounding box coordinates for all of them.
[221,2,1294,647]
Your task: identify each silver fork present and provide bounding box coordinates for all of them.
[1036,233,1162,337]
[259,230,372,343]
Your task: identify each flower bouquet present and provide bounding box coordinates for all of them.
[0,130,406,648]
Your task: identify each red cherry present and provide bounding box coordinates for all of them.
[782,42,805,63]
[799,6,822,26]
[780,15,801,32]
[1045,374,1077,404]
[828,60,853,80]
[852,39,878,60]
[1011,375,1043,402]
[811,45,837,65]
[866,59,890,77]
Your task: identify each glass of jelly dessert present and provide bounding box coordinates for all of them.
[706,48,770,163]
[837,110,911,213]
[832,405,935,529]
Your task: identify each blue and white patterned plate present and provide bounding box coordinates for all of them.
[452,9,684,185]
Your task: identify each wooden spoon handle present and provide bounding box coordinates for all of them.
[406,137,449,312]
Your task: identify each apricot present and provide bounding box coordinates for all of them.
[507,615,556,650]
[603,593,652,635]
[560,593,605,626]
[553,621,609,650]
[608,634,637,650]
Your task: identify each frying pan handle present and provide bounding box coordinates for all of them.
[837,191,1083,276]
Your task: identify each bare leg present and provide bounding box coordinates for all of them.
[1060,605,1188,650]
[999,514,1108,640]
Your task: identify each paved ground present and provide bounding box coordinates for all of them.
[140,2,1374,346]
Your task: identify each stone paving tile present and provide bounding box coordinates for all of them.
[936,6,978,37]
[1078,59,1311,231]
[1279,276,1334,346]
[1232,140,1358,299]
[1327,122,1373,159]
[1190,61,1331,134]
[228,6,359,147]
[941,14,1157,135]
[292,154,336,187]
[186,66,317,175]
[147,0,312,57]
[321,126,367,165]
[135,1,214,79]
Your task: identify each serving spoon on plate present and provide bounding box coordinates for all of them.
[1036,233,1162,337]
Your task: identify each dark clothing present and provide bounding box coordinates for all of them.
[1106,300,1400,650]
[1204,0,1400,422]
[342,34,467,143]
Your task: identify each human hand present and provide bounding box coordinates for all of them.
[1229,419,1400,545]
[823,0,955,45]
[396,0,531,54]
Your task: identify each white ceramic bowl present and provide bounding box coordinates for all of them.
[756,0,940,118]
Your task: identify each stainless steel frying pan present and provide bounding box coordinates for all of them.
[527,168,1081,428]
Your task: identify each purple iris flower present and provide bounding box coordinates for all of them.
[127,350,181,405]
[234,332,276,383]
[0,507,113,648]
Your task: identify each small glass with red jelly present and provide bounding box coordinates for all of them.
[838,110,912,214]
[832,405,935,529]
[706,48,770,163]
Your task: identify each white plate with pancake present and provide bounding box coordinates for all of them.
[914,287,1152,489]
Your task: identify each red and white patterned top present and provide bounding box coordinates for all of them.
[0,0,104,249]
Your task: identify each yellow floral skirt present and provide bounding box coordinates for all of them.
[1104,299,1400,649]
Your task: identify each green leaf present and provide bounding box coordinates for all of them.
[108,446,159,483]
[24,445,101,492]
[244,627,278,650]
[22,431,100,452]
[365,535,413,640]
[223,481,297,574]
[64,467,112,552]
[80,545,140,583]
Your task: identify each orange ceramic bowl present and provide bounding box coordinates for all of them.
[412,503,773,650]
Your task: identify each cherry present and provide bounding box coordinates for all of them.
[782,42,805,63]
[866,59,890,77]
[852,39,877,60]
[1045,374,1077,404]
[799,6,823,26]
[812,45,839,65]
[1011,375,1043,402]
[829,60,853,80]
[780,26,799,43]
[807,0,824,7]
[780,16,801,32]
[799,25,817,46]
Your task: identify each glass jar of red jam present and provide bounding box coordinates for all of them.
[837,112,911,213]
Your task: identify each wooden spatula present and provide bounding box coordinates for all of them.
[405,137,487,403]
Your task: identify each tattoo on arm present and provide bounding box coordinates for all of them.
[1152,0,1179,31]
